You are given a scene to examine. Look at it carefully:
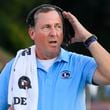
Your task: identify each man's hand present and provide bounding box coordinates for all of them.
[63,11,92,43]
[8,106,14,110]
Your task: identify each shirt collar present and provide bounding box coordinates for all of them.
[55,48,69,63]
[36,48,70,69]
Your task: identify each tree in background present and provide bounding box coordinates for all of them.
[0,0,50,54]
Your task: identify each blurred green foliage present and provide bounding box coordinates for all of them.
[0,0,50,54]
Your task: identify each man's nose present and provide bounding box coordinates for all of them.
[49,27,57,36]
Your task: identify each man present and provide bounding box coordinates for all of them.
[0,4,110,110]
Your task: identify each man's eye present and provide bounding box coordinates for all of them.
[55,25,62,31]
[41,25,50,31]
[44,25,50,28]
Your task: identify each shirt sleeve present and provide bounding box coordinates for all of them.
[0,59,14,110]
[83,56,97,84]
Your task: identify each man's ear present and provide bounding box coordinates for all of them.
[28,27,35,40]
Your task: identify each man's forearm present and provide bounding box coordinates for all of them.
[88,40,110,83]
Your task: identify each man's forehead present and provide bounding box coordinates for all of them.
[35,10,62,21]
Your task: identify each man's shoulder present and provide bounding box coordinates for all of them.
[0,58,15,74]
[6,58,15,68]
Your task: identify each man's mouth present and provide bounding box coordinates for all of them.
[49,41,57,46]
[49,41,57,43]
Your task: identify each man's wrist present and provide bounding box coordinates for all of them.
[83,35,98,48]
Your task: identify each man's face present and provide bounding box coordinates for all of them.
[29,10,63,59]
